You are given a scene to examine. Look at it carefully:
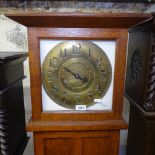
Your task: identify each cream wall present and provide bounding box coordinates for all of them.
[0,15,30,87]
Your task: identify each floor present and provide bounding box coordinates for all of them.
[23,133,34,155]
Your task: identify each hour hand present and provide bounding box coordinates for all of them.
[63,66,88,84]
[76,73,88,84]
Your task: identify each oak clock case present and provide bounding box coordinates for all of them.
[5,12,152,155]
[41,40,115,111]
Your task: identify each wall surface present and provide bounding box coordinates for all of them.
[0,1,155,153]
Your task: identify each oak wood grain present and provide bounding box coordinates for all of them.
[5,12,152,28]
[33,131,120,155]
[28,28,128,121]
[27,118,128,132]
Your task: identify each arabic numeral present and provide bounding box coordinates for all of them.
[72,42,81,55]
[96,57,103,67]
[88,48,91,57]
[88,92,93,100]
[96,83,101,91]
[75,94,80,101]
[62,92,67,102]
[49,57,60,68]
[52,85,58,93]
[47,71,54,82]
[60,48,67,57]
[101,69,106,76]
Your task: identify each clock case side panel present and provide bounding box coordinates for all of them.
[28,27,128,122]
[125,15,155,112]
[125,30,151,107]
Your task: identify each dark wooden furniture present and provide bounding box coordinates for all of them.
[0,52,29,155]
[5,12,152,155]
[125,13,155,155]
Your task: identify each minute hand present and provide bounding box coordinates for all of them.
[63,67,88,83]
[63,66,77,77]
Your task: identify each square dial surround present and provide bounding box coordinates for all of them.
[40,40,116,111]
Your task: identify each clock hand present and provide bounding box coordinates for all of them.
[63,67,88,83]
[63,66,77,77]
[75,73,88,84]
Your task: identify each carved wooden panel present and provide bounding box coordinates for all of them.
[125,16,155,112]
[126,13,155,155]
[144,33,155,111]
[0,108,9,155]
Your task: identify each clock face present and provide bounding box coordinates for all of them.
[42,41,112,109]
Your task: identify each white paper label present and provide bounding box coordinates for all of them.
[94,99,102,103]
[76,105,87,111]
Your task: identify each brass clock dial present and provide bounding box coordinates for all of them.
[42,41,112,109]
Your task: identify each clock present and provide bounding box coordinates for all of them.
[40,40,115,111]
[41,41,112,109]
[5,12,151,155]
